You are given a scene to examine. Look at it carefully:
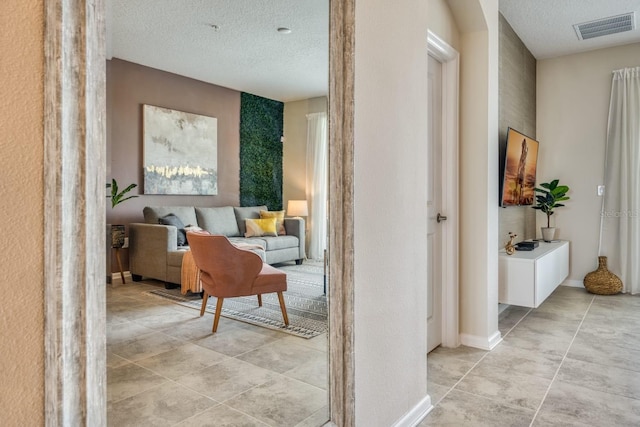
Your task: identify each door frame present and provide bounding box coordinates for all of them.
[327,0,355,425]
[427,30,459,348]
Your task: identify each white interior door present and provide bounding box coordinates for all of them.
[427,54,443,353]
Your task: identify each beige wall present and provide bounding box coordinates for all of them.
[107,59,242,271]
[451,0,501,348]
[537,42,640,284]
[427,0,460,49]
[106,58,242,228]
[0,0,45,424]
[282,97,327,207]
[429,0,502,349]
[353,0,431,423]
[353,0,500,420]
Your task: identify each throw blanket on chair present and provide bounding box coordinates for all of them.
[232,242,265,253]
[181,250,201,295]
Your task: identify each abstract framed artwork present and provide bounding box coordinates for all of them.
[143,104,218,195]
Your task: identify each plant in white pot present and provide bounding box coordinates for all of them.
[107,179,138,248]
[532,179,570,242]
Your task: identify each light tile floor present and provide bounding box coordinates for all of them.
[421,286,640,427]
[106,278,329,427]
[109,278,640,427]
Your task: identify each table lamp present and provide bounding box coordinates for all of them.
[287,200,308,219]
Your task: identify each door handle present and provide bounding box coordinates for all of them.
[437,213,447,223]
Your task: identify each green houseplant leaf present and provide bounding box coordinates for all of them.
[107,178,138,208]
[532,179,570,228]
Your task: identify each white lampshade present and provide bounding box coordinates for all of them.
[287,200,308,217]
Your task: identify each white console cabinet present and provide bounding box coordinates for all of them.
[499,241,569,308]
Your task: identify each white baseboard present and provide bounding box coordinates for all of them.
[460,330,502,350]
[562,279,583,288]
[391,395,433,427]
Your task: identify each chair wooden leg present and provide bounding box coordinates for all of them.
[257,294,262,307]
[200,292,209,317]
[212,297,224,333]
[277,291,289,326]
[114,248,126,284]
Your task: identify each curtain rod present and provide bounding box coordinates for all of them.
[612,66,640,73]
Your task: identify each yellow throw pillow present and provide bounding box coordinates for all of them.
[245,218,278,237]
[260,210,286,235]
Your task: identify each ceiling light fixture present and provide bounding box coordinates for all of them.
[277,27,292,34]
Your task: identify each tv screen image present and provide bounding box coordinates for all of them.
[500,128,539,206]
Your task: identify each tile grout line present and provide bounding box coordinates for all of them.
[528,294,596,426]
[429,307,534,408]
[172,403,270,427]
[217,372,327,426]
[427,309,533,407]
[125,360,272,426]
[131,344,325,423]
[501,307,534,339]
[108,281,329,425]
[113,357,313,426]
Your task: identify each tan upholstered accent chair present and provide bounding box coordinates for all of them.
[186,231,289,333]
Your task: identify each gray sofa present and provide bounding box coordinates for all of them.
[129,205,305,285]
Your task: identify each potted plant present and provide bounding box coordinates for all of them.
[532,179,570,242]
[107,179,138,248]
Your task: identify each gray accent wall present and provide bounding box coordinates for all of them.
[499,13,537,246]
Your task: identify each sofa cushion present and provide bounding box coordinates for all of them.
[158,214,187,246]
[244,218,278,237]
[195,207,240,237]
[261,235,300,251]
[143,206,198,227]
[260,210,286,235]
[233,206,267,236]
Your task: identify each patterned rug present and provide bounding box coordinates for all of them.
[146,261,327,339]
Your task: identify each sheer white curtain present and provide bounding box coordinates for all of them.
[305,112,328,260]
[600,67,640,294]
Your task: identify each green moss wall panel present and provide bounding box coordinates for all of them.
[240,93,284,210]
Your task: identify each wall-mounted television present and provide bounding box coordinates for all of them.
[500,128,539,206]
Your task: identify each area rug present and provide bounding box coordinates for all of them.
[146,262,327,339]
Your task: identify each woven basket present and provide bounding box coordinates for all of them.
[583,256,622,295]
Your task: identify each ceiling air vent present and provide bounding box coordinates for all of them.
[574,12,635,40]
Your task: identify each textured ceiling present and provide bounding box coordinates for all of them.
[106,0,329,102]
[106,1,640,102]
[499,0,640,59]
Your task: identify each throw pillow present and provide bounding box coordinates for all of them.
[159,213,187,246]
[259,210,286,235]
[244,218,278,237]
